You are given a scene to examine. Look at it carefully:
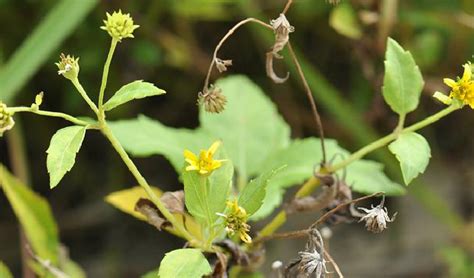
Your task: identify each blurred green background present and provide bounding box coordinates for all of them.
[0,0,473,277]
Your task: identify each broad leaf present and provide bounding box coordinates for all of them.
[329,2,362,39]
[0,261,13,278]
[238,167,282,216]
[47,126,86,189]
[200,75,290,177]
[251,138,406,220]
[346,160,406,195]
[110,115,213,172]
[103,80,166,111]
[0,165,59,264]
[158,249,212,278]
[382,38,424,115]
[388,132,431,185]
[207,148,234,222]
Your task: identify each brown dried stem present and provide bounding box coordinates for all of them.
[202,18,272,92]
[287,42,327,163]
[323,249,343,278]
[255,192,384,243]
[282,0,293,14]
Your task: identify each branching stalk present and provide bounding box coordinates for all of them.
[98,38,118,115]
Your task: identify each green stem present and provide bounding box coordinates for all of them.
[98,39,118,114]
[100,123,197,245]
[71,78,99,114]
[328,105,459,173]
[8,107,93,127]
[257,104,459,240]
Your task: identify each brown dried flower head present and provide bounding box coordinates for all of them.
[215,58,233,73]
[358,197,397,233]
[198,85,227,114]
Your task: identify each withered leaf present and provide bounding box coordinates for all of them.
[161,190,186,214]
[135,198,170,230]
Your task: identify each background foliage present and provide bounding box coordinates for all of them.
[0,0,473,276]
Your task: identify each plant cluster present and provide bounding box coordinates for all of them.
[0,2,472,278]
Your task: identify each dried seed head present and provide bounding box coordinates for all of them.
[270,13,294,57]
[358,197,397,233]
[215,58,233,73]
[56,53,80,80]
[198,85,227,113]
[0,102,15,137]
[100,10,139,41]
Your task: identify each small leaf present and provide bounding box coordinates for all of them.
[103,80,166,111]
[238,167,283,216]
[0,165,60,264]
[46,126,86,189]
[329,2,362,39]
[0,261,13,278]
[388,132,431,185]
[382,38,424,115]
[158,249,212,278]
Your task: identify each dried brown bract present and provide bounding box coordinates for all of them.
[135,198,171,230]
[266,14,294,84]
[215,58,233,73]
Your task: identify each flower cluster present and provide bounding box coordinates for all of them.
[55,53,80,81]
[184,141,226,175]
[101,10,139,41]
[434,63,474,109]
[221,200,252,244]
[0,102,15,136]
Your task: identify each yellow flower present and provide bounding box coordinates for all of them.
[183,141,226,175]
[0,102,15,137]
[442,63,474,109]
[221,200,252,244]
[100,10,139,41]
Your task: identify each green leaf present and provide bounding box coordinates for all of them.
[0,165,59,264]
[47,126,86,189]
[382,38,424,115]
[0,261,13,278]
[103,80,166,111]
[0,0,97,103]
[110,115,213,172]
[251,138,406,220]
[158,249,212,278]
[238,167,283,216]
[207,148,234,221]
[329,2,362,39]
[345,160,406,195]
[388,132,431,185]
[200,75,290,177]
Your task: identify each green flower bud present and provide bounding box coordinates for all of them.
[55,53,80,81]
[0,102,15,137]
[100,10,139,41]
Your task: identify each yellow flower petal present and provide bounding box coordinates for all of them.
[461,64,472,82]
[208,141,221,156]
[186,165,198,171]
[183,150,198,161]
[443,78,456,88]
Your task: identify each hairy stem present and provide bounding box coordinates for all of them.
[71,78,98,114]
[8,107,94,127]
[100,123,197,245]
[98,39,118,115]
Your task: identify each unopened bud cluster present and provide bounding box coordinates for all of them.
[56,53,80,80]
[0,102,15,136]
[101,10,139,41]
